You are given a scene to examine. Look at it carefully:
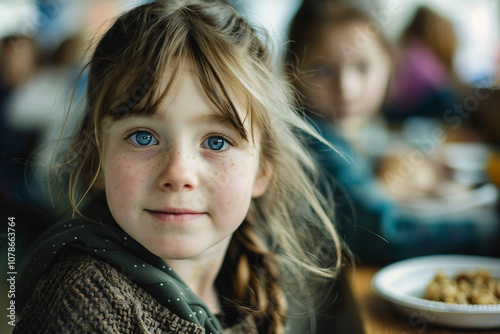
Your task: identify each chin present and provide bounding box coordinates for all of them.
[147,239,209,260]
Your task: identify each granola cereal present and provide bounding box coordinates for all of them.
[424,269,500,305]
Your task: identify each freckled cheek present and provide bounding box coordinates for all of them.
[210,166,255,212]
[210,178,252,229]
[102,156,153,209]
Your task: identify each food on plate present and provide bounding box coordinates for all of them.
[424,269,500,305]
[376,148,440,201]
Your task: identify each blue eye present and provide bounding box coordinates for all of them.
[128,130,159,147]
[203,136,230,151]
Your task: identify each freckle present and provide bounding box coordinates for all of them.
[215,172,217,175]
[231,163,234,166]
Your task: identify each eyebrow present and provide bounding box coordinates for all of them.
[150,111,235,127]
[195,113,235,126]
[123,109,250,141]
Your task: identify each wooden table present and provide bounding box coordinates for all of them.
[348,266,500,334]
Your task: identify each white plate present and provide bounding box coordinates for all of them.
[371,255,500,329]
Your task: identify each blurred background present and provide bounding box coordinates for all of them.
[240,0,500,84]
[1,0,499,86]
[1,0,500,332]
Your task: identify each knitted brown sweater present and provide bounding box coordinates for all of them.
[14,254,257,334]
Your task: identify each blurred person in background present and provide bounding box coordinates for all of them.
[0,36,38,104]
[0,35,49,270]
[288,0,393,165]
[1,0,122,217]
[384,5,464,121]
[0,35,41,208]
[286,0,500,265]
[5,34,87,213]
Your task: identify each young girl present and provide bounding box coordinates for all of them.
[15,0,344,333]
[286,1,500,265]
[287,1,393,157]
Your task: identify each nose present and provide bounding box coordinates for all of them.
[157,147,198,191]
[338,68,362,102]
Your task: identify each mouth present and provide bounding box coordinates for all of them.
[145,208,206,224]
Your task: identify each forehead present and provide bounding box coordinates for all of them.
[153,68,237,122]
[111,61,244,115]
[107,64,255,136]
[306,21,387,63]
[157,65,211,110]
[161,65,250,120]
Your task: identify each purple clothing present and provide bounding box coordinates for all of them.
[390,39,451,111]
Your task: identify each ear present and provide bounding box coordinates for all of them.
[251,160,273,198]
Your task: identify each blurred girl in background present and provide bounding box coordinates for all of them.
[286,0,500,265]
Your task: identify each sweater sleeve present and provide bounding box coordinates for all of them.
[14,253,204,334]
[309,119,500,265]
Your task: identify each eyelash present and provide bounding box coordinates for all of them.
[202,134,235,154]
[124,129,159,147]
[123,129,235,152]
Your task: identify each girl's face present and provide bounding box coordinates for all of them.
[100,66,271,262]
[299,21,391,129]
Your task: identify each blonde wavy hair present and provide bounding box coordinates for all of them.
[58,0,344,332]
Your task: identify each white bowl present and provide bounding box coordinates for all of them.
[372,255,500,329]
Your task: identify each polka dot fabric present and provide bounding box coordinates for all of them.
[15,199,253,333]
